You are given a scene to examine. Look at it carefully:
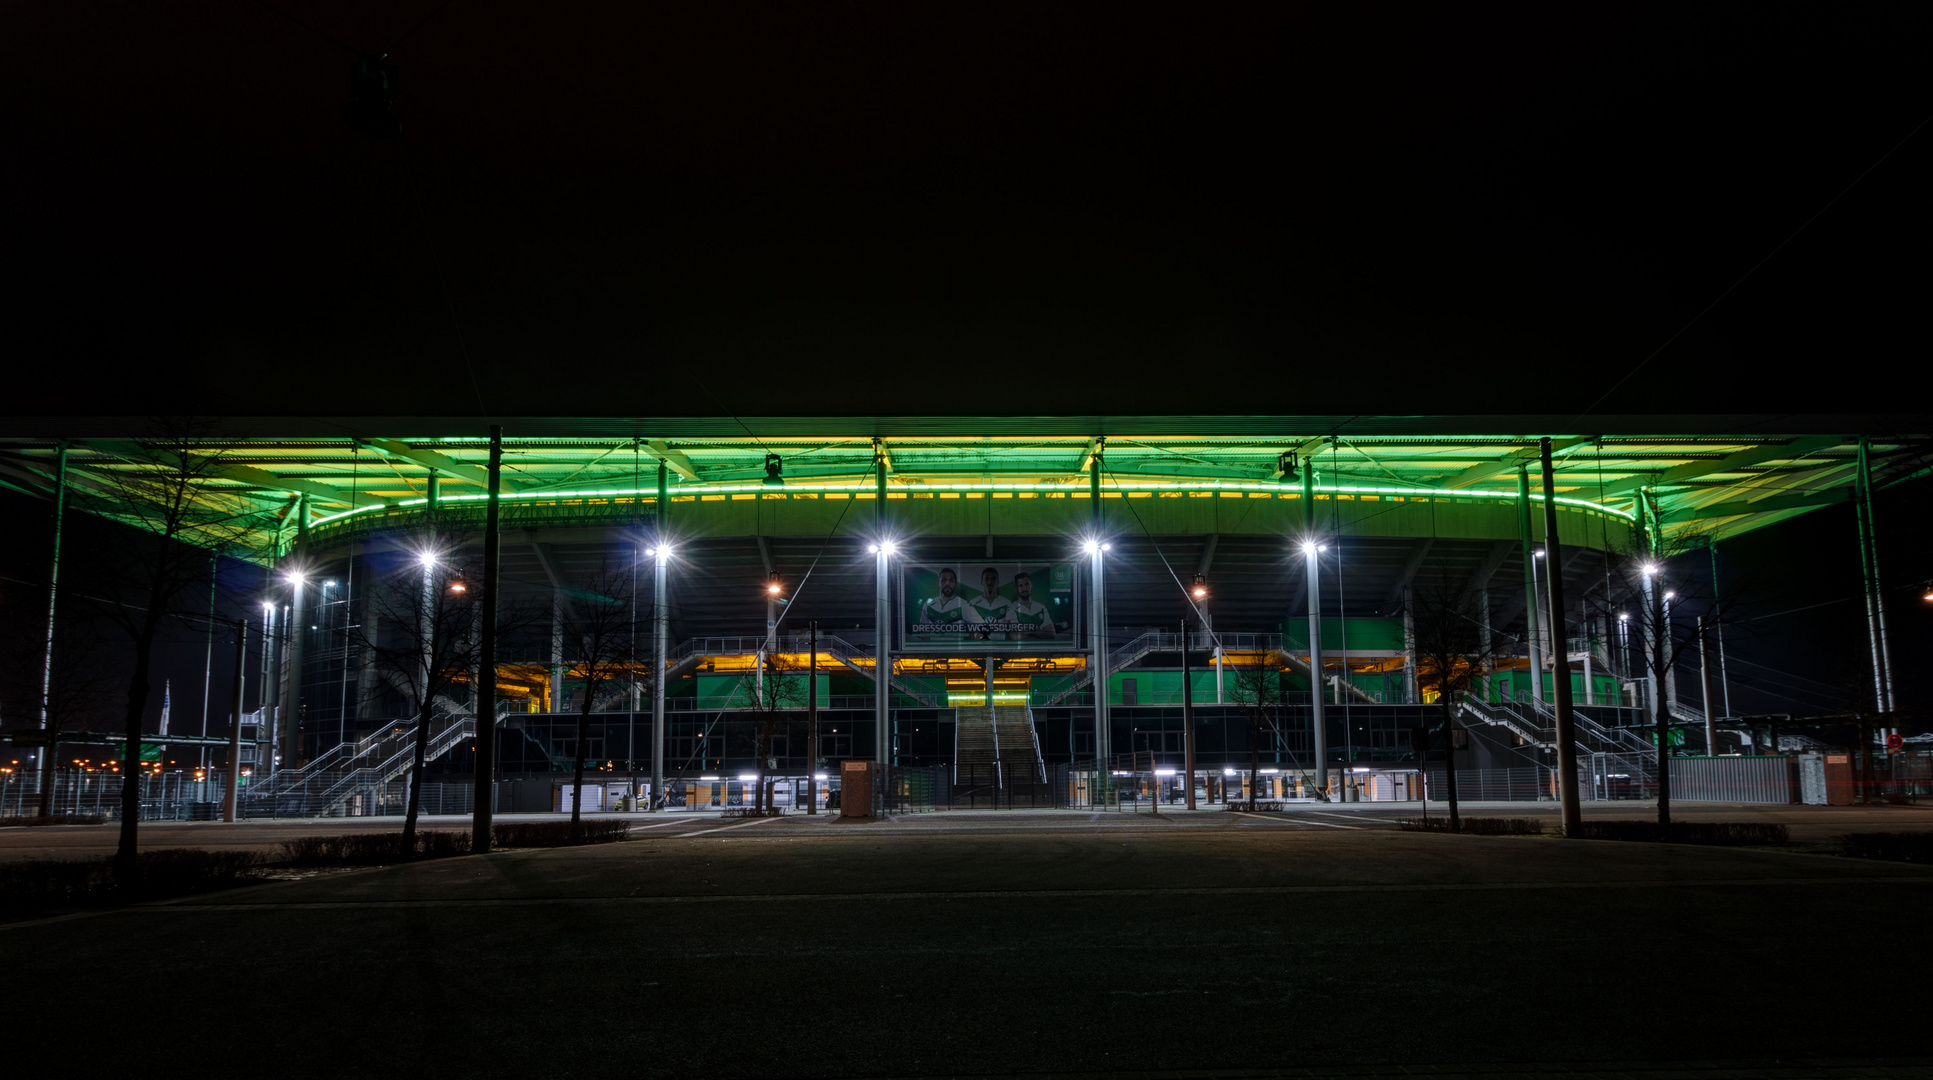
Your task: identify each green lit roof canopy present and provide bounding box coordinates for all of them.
[0,416,1921,562]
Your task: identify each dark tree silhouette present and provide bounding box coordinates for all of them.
[1228,660,1291,808]
[1406,573,1506,833]
[735,645,806,814]
[558,562,638,835]
[354,539,486,853]
[74,419,261,871]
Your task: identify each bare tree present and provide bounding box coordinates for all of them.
[355,540,486,852]
[72,420,260,870]
[557,563,637,836]
[1406,573,1506,833]
[1228,660,1291,809]
[734,646,806,814]
[1587,523,1726,829]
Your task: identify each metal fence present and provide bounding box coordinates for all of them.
[1,771,233,821]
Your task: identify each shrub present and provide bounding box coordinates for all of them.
[276,831,471,866]
[1580,820,1788,845]
[1,848,266,914]
[1838,831,1933,865]
[1399,817,1546,835]
[0,814,109,827]
[490,819,630,848]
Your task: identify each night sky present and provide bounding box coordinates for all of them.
[2,4,1929,730]
[4,3,1929,418]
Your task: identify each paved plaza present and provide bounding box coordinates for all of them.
[5,805,1933,1078]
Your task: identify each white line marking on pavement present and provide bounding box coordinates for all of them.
[1310,812,1388,824]
[673,817,786,838]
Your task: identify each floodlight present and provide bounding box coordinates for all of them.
[763,453,784,486]
[1618,612,1630,622]
[1664,591,1676,601]
[766,572,782,596]
[1300,540,1317,555]
[1641,562,1659,576]
[286,571,306,585]
[419,551,436,568]
[1083,539,1100,555]
[1191,573,1208,599]
[1277,451,1299,481]
[449,581,467,594]
[1533,549,1545,559]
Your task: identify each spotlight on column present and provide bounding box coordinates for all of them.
[1277,451,1299,481]
[1618,612,1630,622]
[763,453,784,486]
[1083,538,1100,555]
[1641,562,1659,576]
[1191,573,1209,599]
[419,551,437,568]
[286,570,306,585]
[449,580,468,594]
[766,572,782,596]
[1300,540,1317,555]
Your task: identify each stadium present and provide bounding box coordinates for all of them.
[0,414,1920,817]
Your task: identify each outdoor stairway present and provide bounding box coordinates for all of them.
[1456,696,1658,785]
[954,706,999,785]
[240,709,476,817]
[992,706,1046,783]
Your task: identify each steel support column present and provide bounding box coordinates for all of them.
[652,461,668,808]
[1517,466,1544,711]
[1303,465,1326,796]
[1090,448,1109,772]
[1855,438,1895,717]
[471,426,501,849]
[38,440,67,801]
[1538,438,1582,838]
[875,449,891,767]
[224,619,247,823]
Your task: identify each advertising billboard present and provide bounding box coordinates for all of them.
[902,562,1076,651]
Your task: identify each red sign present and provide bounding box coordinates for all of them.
[1886,733,1904,752]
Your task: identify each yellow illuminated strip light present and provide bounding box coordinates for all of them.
[307,477,1634,529]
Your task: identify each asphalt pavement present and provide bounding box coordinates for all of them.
[6,807,1932,1079]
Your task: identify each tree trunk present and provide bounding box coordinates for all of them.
[37,728,60,819]
[1654,654,1671,829]
[116,622,160,872]
[571,692,593,835]
[401,696,434,854]
[1441,701,1461,833]
[1248,722,1260,810]
[755,721,772,814]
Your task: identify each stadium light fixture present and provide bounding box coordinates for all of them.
[763,454,784,486]
[1083,539,1100,555]
[1191,573,1208,599]
[1641,562,1659,576]
[766,572,782,596]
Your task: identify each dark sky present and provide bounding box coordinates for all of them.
[5,2,1929,418]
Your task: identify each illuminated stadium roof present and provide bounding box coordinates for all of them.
[0,415,1921,557]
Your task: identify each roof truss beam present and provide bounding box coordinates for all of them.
[361,438,520,495]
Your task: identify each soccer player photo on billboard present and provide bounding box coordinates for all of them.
[904,562,1072,650]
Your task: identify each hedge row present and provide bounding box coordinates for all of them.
[277,820,631,866]
[1,848,264,914]
[1399,817,1546,835]
[1838,831,1933,864]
